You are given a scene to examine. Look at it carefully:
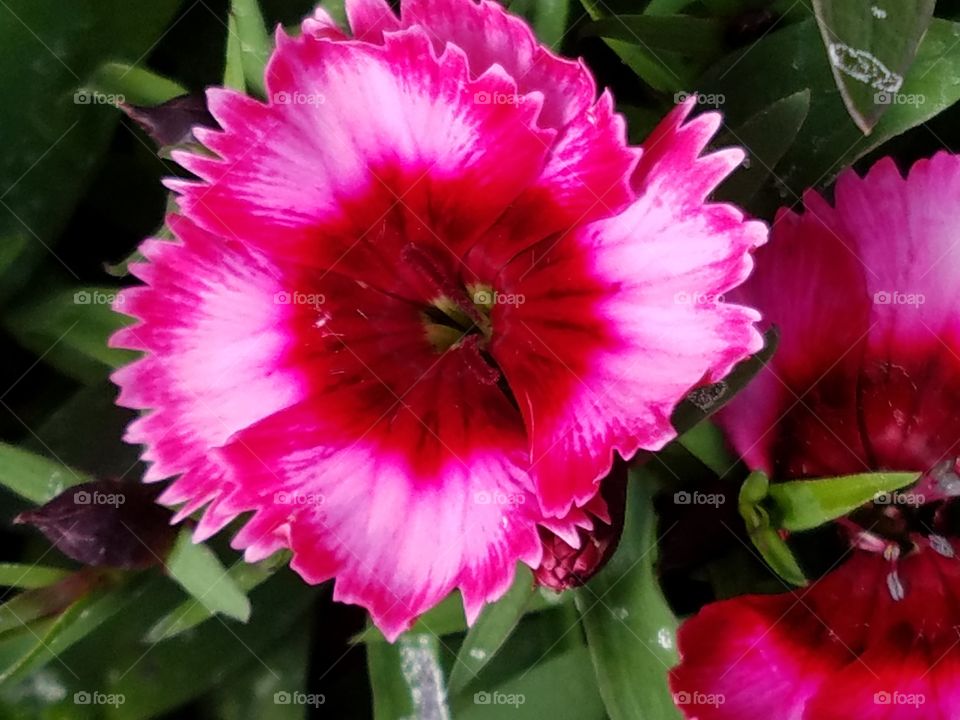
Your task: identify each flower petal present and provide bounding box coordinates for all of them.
[218,344,543,639]
[170,26,553,301]
[110,215,309,497]
[492,107,765,515]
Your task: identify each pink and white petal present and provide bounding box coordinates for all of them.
[716,192,873,476]
[400,0,595,129]
[633,100,737,206]
[345,0,400,43]
[493,113,765,515]
[171,28,552,300]
[219,344,543,640]
[110,217,309,506]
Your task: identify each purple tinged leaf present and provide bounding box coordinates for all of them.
[121,94,214,150]
[15,480,175,569]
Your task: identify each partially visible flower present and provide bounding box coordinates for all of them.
[534,462,628,591]
[672,153,960,718]
[111,0,764,639]
[673,533,960,719]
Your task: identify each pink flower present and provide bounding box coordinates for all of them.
[672,153,960,718]
[110,0,764,639]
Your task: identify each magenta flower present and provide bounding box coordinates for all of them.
[111,0,764,638]
[671,153,960,718]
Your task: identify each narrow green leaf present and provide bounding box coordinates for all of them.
[578,0,688,92]
[583,15,726,59]
[0,442,91,504]
[165,531,252,623]
[0,579,142,684]
[510,0,570,49]
[145,553,287,642]
[0,564,70,590]
[448,566,536,694]
[768,472,921,531]
[0,235,28,283]
[747,525,808,587]
[454,647,606,720]
[368,631,450,720]
[577,472,681,720]
[813,0,936,133]
[677,421,736,477]
[224,12,246,92]
[230,0,272,98]
[3,287,138,384]
[738,472,807,587]
[84,62,186,106]
[714,89,812,206]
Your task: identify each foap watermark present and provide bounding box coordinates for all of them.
[473,289,525,307]
[674,291,725,307]
[74,90,124,107]
[873,290,925,308]
[74,691,126,708]
[673,691,725,708]
[674,490,725,508]
[74,290,122,305]
[474,691,526,708]
[874,91,925,107]
[674,91,725,108]
[474,490,526,506]
[273,91,326,105]
[274,691,326,708]
[274,291,326,309]
[274,491,326,507]
[874,691,925,708]
[74,489,125,508]
[474,91,528,106]
[874,491,926,507]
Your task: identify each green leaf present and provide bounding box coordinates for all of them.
[0,0,183,306]
[165,531,252,623]
[368,631,450,720]
[676,420,736,477]
[714,89,812,207]
[85,62,186,106]
[699,18,960,196]
[231,0,272,98]
[509,0,570,49]
[578,0,688,92]
[145,553,288,643]
[448,566,536,694]
[0,442,91,504]
[224,12,246,91]
[454,647,606,720]
[671,327,778,435]
[738,472,807,587]
[0,564,69,590]
[205,623,314,720]
[0,235,28,290]
[813,0,936,133]
[576,471,681,720]
[0,579,143,685]
[582,15,725,59]
[3,287,138,384]
[768,472,920,531]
